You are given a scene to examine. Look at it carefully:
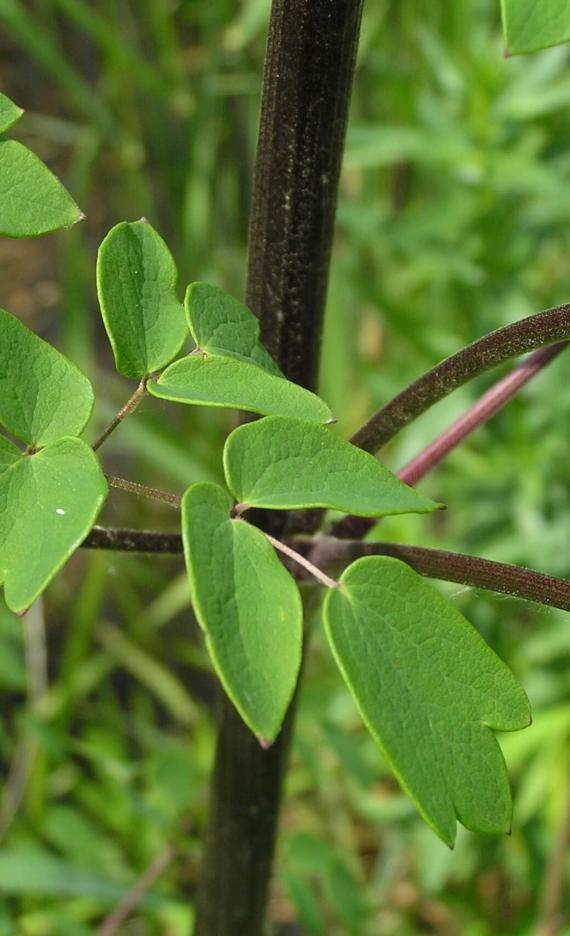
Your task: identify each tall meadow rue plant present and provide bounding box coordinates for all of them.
[2,3,570,930]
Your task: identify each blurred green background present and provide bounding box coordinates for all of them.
[1,1,570,932]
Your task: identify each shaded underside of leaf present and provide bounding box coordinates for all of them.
[500,0,570,54]
[324,556,531,845]
[223,416,440,516]
[96,220,188,378]
[0,435,108,613]
[182,481,303,742]
[0,308,94,446]
[0,139,82,237]
[0,92,24,134]
[148,355,333,424]
[185,282,282,375]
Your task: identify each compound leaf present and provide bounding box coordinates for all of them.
[96,220,188,379]
[324,556,531,845]
[501,0,570,54]
[0,93,23,134]
[185,282,282,375]
[0,436,108,613]
[0,140,82,237]
[0,308,94,446]
[149,355,332,424]
[223,416,440,516]
[182,481,302,743]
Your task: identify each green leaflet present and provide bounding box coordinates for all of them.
[0,140,82,237]
[0,92,23,134]
[324,557,531,846]
[501,0,570,54]
[223,416,440,516]
[148,355,333,424]
[185,282,282,375]
[0,436,108,613]
[96,220,188,378]
[182,482,302,743]
[0,308,94,446]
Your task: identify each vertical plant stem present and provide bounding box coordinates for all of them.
[194,3,364,934]
[245,0,365,390]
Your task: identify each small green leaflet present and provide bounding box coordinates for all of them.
[224,416,440,516]
[324,557,531,845]
[0,93,23,134]
[0,436,108,614]
[182,482,302,743]
[185,283,282,375]
[97,220,188,379]
[501,0,570,54]
[149,356,333,424]
[0,140,82,238]
[0,308,94,446]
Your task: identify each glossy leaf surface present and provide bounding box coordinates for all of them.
[501,0,570,54]
[96,220,188,378]
[185,282,281,375]
[0,140,82,237]
[0,436,108,613]
[0,93,23,133]
[182,482,302,743]
[149,356,332,423]
[324,556,531,845]
[224,416,439,516]
[0,308,94,446]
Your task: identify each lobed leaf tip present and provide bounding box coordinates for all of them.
[74,211,87,225]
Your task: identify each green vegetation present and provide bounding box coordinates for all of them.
[1,1,570,933]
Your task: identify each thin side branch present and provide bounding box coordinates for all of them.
[92,377,149,452]
[333,342,567,540]
[264,531,338,589]
[307,538,570,612]
[81,528,570,613]
[106,475,181,509]
[83,526,182,554]
[397,343,567,486]
[351,306,570,454]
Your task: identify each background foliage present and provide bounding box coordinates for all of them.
[1,0,570,932]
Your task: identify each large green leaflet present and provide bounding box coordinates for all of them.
[0,308,94,446]
[149,355,333,423]
[0,140,82,238]
[97,220,188,378]
[182,482,302,743]
[0,93,23,134]
[0,436,108,613]
[324,557,531,845]
[224,416,440,516]
[185,282,282,375]
[501,0,570,54]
